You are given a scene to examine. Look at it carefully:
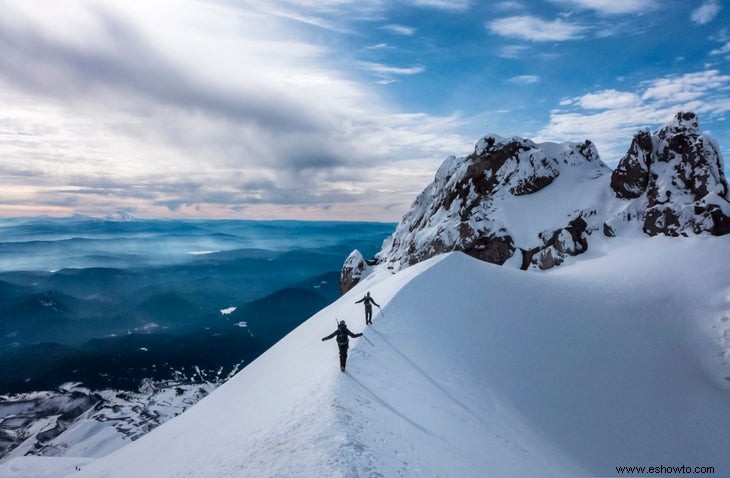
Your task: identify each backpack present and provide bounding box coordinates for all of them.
[336,324,349,345]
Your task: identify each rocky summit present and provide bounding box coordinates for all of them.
[607,111,730,237]
[340,112,730,294]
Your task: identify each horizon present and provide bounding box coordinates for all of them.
[0,213,398,224]
[1,1,729,221]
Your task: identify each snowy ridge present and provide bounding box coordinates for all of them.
[6,235,730,477]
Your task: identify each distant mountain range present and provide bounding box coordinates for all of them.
[0,220,393,464]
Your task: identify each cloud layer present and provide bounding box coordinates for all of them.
[0,0,470,219]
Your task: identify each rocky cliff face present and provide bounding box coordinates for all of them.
[339,112,730,294]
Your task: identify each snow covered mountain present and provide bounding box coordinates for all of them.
[341,112,729,290]
[607,111,729,236]
[3,233,730,477]
[3,112,729,477]
[102,211,138,222]
[375,134,612,273]
[0,380,223,464]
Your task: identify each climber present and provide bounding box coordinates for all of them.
[322,320,362,372]
[355,291,380,325]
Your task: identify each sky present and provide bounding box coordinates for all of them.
[1,0,729,221]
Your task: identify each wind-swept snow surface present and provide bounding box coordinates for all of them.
[7,237,730,477]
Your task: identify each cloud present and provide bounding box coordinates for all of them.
[494,1,524,11]
[380,24,416,36]
[537,70,730,165]
[360,62,426,75]
[577,90,641,109]
[508,75,541,84]
[404,0,470,11]
[640,70,730,105]
[548,0,657,15]
[0,5,327,135]
[488,16,588,42]
[0,0,471,220]
[691,1,722,25]
[498,45,530,59]
[711,42,730,58]
[246,0,385,32]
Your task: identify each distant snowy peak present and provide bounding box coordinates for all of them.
[69,213,96,221]
[607,111,730,236]
[103,211,138,222]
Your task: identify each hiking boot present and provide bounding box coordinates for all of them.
[340,366,345,372]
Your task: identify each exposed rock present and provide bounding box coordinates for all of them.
[610,129,652,199]
[521,217,589,270]
[608,112,730,236]
[340,250,367,295]
[375,135,610,272]
[469,136,560,197]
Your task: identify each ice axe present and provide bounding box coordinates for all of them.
[377,305,385,318]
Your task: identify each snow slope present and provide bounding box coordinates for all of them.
[4,236,730,477]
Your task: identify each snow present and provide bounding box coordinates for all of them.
[0,457,93,478]
[8,234,728,477]
[0,382,218,470]
[474,134,509,155]
[343,249,364,270]
[703,191,730,215]
[48,420,127,458]
[220,307,237,315]
[493,160,615,248]
[103,211,137,222]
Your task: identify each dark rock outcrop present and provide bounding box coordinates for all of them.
[608,112,730,236]
[521,217,589,270]
[610,129,652,199]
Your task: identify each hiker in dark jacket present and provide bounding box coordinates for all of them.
[322,320,362,372]
[355,291,379,325]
